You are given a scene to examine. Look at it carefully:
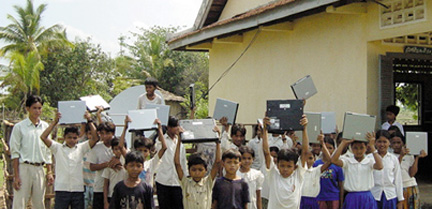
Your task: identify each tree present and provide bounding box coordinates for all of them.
[0,0,70,57]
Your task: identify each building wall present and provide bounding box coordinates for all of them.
[219,0,273,20]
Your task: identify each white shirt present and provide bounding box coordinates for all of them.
[101,166,127,197]
[341,156,375,192]
[137,93,165,109]
[88,142,114,192]
[281,136,294,149]
[393,153,418,188]
[268,135,284,149]
[267,161,306,209]
[9,118,52,164]
[142,154,161,185]
[368,153,404,201]
[301,165,322,197]
[50,140,91,192]
[154,134,188,186]
[247,137,263,170]
[382,121,405,135]
[221,132,239,152]
[237,168,265,209]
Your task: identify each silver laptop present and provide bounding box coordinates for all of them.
[58,101,87,125]
[321,112,337,134]
[180,119,219,143]
[80,95,110,112]
[342,112,376,142]
[127,109,158,132]
[295,112,321,144]
[291,75,317,100]
[406,132,428,155]
[145,104,170,126]
[189,84,195,109]
[213,98,239,125]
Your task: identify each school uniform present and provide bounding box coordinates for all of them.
[78,138,96,209]
[340,156,378,209]
[393,153,420,209]
[247,137,263,169]
[268,135,284,149]
[313,159,345,209]
[101,157,127,201]
[382,121,404,136]
[300,165,322,209]
[139,154,161,185]
[181,175,214,209]
[221,132,239,152]
[237,168,265,209]
[368,153,404,209]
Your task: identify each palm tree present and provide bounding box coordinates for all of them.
[0,0,70,57]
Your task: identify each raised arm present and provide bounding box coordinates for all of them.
[367,132,383,170]
[96,106,104,125]
[174,129,184,180]
[409,150,427,177]
[331,139,353,167]
[210,126,222,180]
[118,116,131,156]
[40,112,61,148]
[262,117,271,170]
[85,111,99,148]
[300,115,309,167]
[155,119,167,158]
[317,133,331,172]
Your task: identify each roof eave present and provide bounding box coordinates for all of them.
[168,0,341,50]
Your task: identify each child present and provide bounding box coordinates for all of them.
[313,136,345,209]
[79,123,97,209]
[310,142,323,160]
[220,116,247,152]
[137,77,165,109]
[238,146,264,209]
[390,132,427,209]
[262,115,309,209]
[174,127,221,209]
[247,124,264,170]
[40,112,99,208]
[212,148,250,209]
[109,151,155,209]
[154,116,188,209]
[300,133,331,209]
[331,132,383,209]
[382,105,404,135]
[89,122,120,209]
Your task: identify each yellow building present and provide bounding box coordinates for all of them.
[167,0,432,143]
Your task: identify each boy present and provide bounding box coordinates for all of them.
[220,116,247,152]
[212,148,250,209]
[262,115,309,209]
[109,151,155,209]
[137,77,165,109]
[154,116,188,209]
[174,126,221,209]
[382,105,404,135]
[40,111,99,208]
[79,123,97,209]
[89,122,121,209]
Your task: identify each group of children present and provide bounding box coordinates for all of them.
[18,76,427,209]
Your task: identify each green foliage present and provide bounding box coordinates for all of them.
[395,83,419,120]
[181,82,209,119]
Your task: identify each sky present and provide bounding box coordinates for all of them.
[0,0,203,57]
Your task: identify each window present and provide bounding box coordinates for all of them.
[394,82,421,125]
[380,0,426,28]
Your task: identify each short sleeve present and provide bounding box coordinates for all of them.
[79,141,91,156]
[256,171,264,190]
[242,180,250,204]
[180,175,188,189]
[101,168,111,179]
[212,179,220,202]
[336,166,345,181]
[313,165,323,178]
[340,157,349,169]
[109,182,121,209]
[369,157,376,169]
[87,147,98,164]
[142,182,155,209]
[48,141,61,154]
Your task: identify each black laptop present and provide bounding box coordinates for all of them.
[266,100,304,133]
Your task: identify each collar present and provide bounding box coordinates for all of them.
[343,155,371,165]
[188,176,206,186]
[62,142,78,149]
[25,118,41,127]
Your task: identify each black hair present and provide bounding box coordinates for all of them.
[85,123,91,133]
[168,116,179,127]
[324,135,335,147]
[376,130,391,140]
[125,151,144,165]
[111,137,120,148]
[187,152,208,169]
[239,145,255,158]
[144,77,159,87]
[390,131,406,144]
[386,105,400,116]
[336,132,343,145]
[277,148,299,164]
[64,127,79,136]
[134,137,153,150]
[231,123,246,137]
[97,122,116,133]
[388,125,402,134]
[26,95,43,107]
[269,146,280,153]
[351,140,367,147]
[222,148,242,161]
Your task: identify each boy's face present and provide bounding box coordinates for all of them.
[189,164,207,182]
[305,151,315,168]
[223,157,240,175]
[311,143,322,156]
[390,137,404,153]
[351,142,367,159]
[240,152,253,169]
[26,102,42,120]
[126,161,144,178]
[112,145,122,158]
[145,84,156,95]
[325,143,335,155]
[386,111,396,121]
[376,136,390,153]
[277,160,297,178]
[99,130,114,143]
[136,147,150,159]
[232,131,245,147]
[64,132,79,148]
[167,125,179,136]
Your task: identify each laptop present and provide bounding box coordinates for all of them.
[145,104,170,126]
[213,98,239,125]
[342,112,376,142]
[127,109,158,132]
[321,112,337,134]
[406,132,428,155]
[295,112,321,143]
[267,100,304,133]
[180,119,220,143]
[80,95,110,112]
[189,84,195,109]
[58,101,87,125]
[291,75,317,100]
